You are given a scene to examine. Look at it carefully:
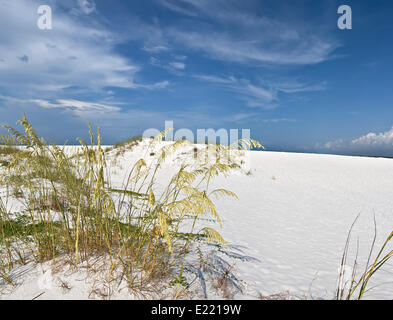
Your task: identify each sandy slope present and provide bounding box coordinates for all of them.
[210,151,393,299]
[1,143,393,299]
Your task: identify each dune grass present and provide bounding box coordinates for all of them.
[336,215,393,300]
[0,114,263,298]
[105,135,143,155]
[113,135,143,149]
[2,115,392,299]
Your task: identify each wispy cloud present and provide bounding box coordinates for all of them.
[194,74,325,109]
[223,113,296,123]
[31,99,121,117]
[261,118,297,123]
[159,0,200,17]
[0,0,345,146]
[143,44,170,53]
[194,75,276,108]
[76,0,96,15]
[169,62,186,70]
[169,30,335,65]
[150,56,186,74]
[0,0,169,98]
[158,0,337,65]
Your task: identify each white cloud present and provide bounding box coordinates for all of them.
[319,127,393,156]
[31,99,121,118]
[261,118,297,123]
[0,0,168,98]
[194,74,324,109]
[27,97,228,129]
[169,62,186,70]
[141,80,170,89]
[352,128,393,147]
[173,55,187,61]
[32,99,120,112]
[169,30,335,65]
[319,139,345,151]
[194,75,275,107]
[158,0,337,65]
[223,113,296,123]
[193,75,235,84]
[77,0,96,14]
[143,44,170,53]
[149,57,186,74]
[159,0,200,17]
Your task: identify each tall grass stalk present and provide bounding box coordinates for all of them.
[336,215,393,300]
[0,114,261,298]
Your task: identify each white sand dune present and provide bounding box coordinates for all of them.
[1,143,393,300]
[211,151,393,299]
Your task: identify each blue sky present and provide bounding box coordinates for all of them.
[1,0,393,156]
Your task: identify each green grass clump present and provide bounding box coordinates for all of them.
[105,135,142,154]
[0,114,260,298]
[114,135,142,148]
[0,135,19,155]
[336,216,393,300]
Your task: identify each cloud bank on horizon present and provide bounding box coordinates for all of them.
[0,0,393,156]
[318,127,393,157]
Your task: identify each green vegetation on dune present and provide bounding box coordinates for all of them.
[0,114,258,298]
